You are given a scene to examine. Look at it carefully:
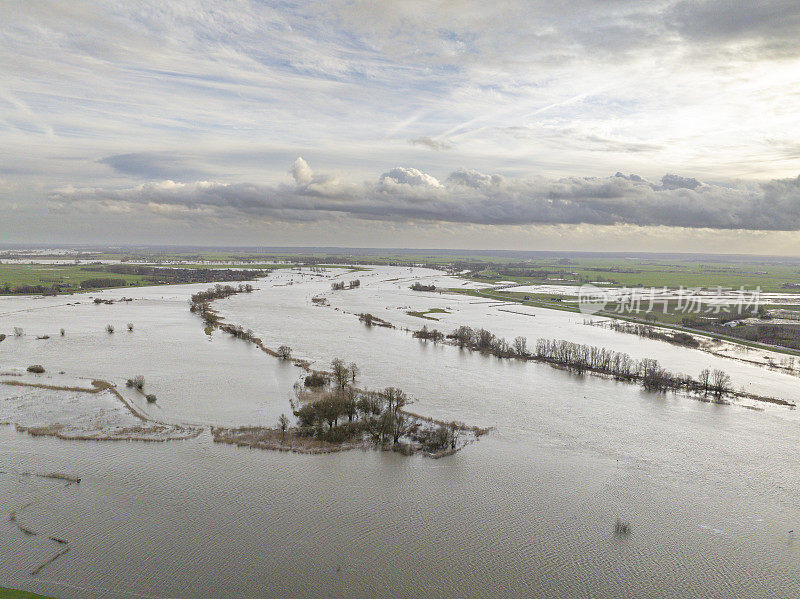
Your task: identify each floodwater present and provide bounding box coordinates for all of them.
[2,266,800,598]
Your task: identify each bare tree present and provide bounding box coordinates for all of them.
[452,325,474,348]
[106,324,115,334]
[278,413,289,443]
[342,387,358,422]
[331,358,350,389]
[710,369,731,399]
[277,345,292,360]
[349,362,360,383]
[318,394,344,430]
[513,336,528,357]
[698,369,710,396]
[391,411,413,444]
[13,327,23,337]
[475,328,496,351]
[384,387,407,414]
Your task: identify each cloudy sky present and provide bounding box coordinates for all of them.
[2,1,800,252]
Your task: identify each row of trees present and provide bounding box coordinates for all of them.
[190,283,254,305]
[358,313,392,328]
[189,283,255,325]
[412,323,734,399]
[88,264,268,285]
[331,279,361,290]
[1,283,70,295]
[533,338,732,397]
[219,323,257,342]
[412,325,445,343]
[410,282,436,292]
[447,325,525,358]
[79,278,127,289]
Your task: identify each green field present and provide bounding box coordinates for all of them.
[0,588,53,599]
[0,263,151,294]
[0,262,362,296]
[465,257,800,294]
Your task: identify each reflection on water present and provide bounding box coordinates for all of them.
[2,267,800,598]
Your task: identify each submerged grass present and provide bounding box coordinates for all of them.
[406,308,450,321]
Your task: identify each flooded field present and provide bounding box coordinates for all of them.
[2,266,800,598]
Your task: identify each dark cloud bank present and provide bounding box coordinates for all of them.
[51,158,800,231]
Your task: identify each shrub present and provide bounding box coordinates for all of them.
[304,372,328,388]
[106,324,115,334]
[126,375,145,390]
[127,323,134,332]
[27,365,45,374]
[321,421,364,443]
[614,519,631,535]
[410,282,436,292]
[145,394,157,403]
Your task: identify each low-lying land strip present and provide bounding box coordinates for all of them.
[0,378,202,442]
[406,308,450,321]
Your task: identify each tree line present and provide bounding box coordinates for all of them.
[331,279,361,290]
[86,264,269,284]
[189,283,255,326]
[411,323,733,399]
[410,282,436,292]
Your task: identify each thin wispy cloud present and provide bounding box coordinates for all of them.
[1,1,800,249]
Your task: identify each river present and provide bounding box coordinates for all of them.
[1,266,799,598]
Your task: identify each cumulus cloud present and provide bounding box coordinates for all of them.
[290,157,314,185]
[379,167,443,188]
[660,173,701,190]
[49,160,800,231]
[447,168,504,188]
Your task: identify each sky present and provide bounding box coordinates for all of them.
[1,0,800,253]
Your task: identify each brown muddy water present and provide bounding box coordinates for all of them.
[2,267,800,598]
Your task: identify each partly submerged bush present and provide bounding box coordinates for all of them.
[27,365,45,374]
[304,372,328,388]
[126,375,145,390]
[614,519,631,535]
